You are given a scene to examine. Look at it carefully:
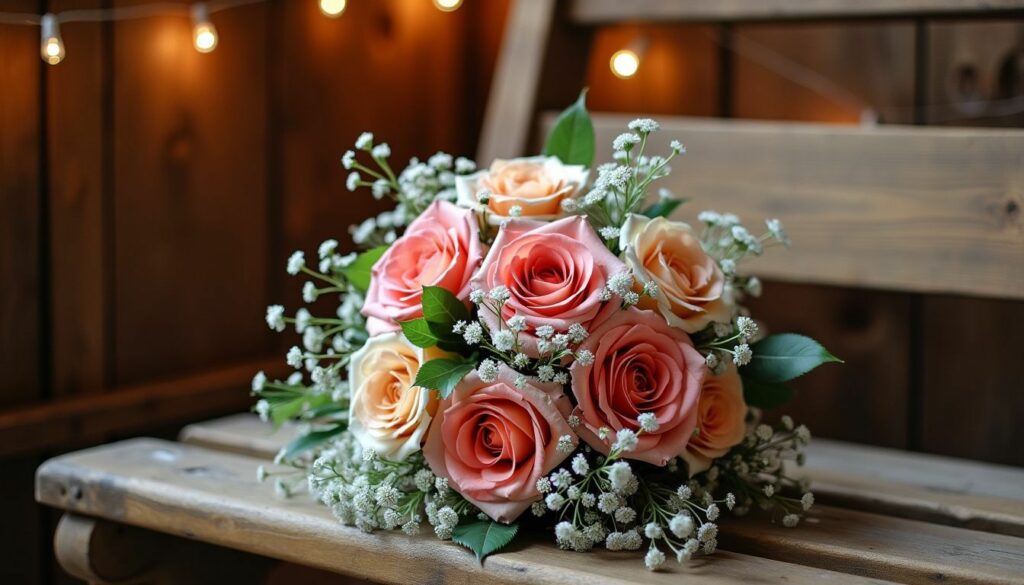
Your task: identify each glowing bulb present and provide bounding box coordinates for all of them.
[191,3,218,53]
[40,14,65,65]
[433,0,462,12]
[320,0,347,17]
[610,49,640,79]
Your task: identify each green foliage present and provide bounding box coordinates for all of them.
[421,286,470,326]
[414,356,477,399]
[452,520,519,563]
[542,89,595,168]
[741,334,841,384]
[640,197,685,219]
[342,245,389,292]
[280,423,346,461]
[400,318,442,348]
[740,376,795,409]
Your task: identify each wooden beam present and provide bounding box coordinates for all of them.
[0,358,284,458]
[545,113,1024,300]
[38,438,911,585]
[569,0,1024,24]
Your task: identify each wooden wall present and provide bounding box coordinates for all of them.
[0,1,506,582]
[582,18,1024,464]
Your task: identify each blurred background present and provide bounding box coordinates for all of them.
[1,0,1022,582]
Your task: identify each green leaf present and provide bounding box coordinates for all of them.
[741,333,842,384]
[542,89,595,167]
[640,198,685,219]
[342,245,389,292]
[452,520,519,563]
[741,376,795,409]
[414,357,476,399]
[270,396,306,427]
[421,286,470,326]
[400,318,441,348]
[280,424,345,461]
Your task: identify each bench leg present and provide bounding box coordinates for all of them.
[54,513,275,584]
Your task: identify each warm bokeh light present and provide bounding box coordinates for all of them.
[193,23,218,53]
[433,0,462,12]
[40,13,65,65]
[320,0,347,17]
[610,49,640,79]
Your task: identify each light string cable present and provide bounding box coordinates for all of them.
[0,0,264,26]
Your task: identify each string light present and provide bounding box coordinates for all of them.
[610,36,649,80]
[40,13,65,65]
[319,0,346,18]
[191,3,218,53]
[433,0,462,12]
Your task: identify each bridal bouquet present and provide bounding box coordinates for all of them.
[254,93,838,569]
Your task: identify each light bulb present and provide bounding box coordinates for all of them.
[433,0,462,12]
[320,0,347,17]
[191,3,218,53]
[610,49,640,79]
[40,14,65,65]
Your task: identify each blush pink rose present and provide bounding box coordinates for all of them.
[422,364,575,523]
[682,365,747,475]
[570,307,706,466]
[472,215,626,357]
[363,200,485,332]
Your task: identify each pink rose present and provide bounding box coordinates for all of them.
[570,307,706,466]
[423,364,575,523]
[363,200,485,332]
[682,365,747,475]
[472,215,626,356]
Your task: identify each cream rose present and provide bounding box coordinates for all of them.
[619,214,732,333]
[455,156,588,224]
[348,332,441,461]
[681,365,748,475]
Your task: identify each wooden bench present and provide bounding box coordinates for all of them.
[35,414,1024,583]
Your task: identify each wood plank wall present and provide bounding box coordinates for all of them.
[0,1,506,582]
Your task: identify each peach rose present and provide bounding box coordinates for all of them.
[363,200,485,333]
[472,215,626,357]
[348,332,441,461]
[423,364,574,523]
[570,307,706,466]
[456,156,588,224]
[619,214,731,333]
[682,365,747,475]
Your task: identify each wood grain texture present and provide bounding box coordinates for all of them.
[36,438,905,585]
[111,0,270,386]
[0,358,283,458]
[48,0,108,398]
[550,113,1024,299]
[569,0,1024,23]
[180,414,1024,538]
[477,0,557,162]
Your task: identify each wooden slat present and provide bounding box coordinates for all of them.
[0,358,283,458]
[180,414,1024,537]
[569,0,1024,24]
[36,438,907,585]
[476,0,558,163]
[547,113,1024,299]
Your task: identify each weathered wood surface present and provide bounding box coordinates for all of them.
[569,0,1024,23]
[543,113,1024,300]
[37,439,912,585]
[180,414,1024,537]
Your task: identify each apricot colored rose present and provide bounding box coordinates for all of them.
[472,215,626,357]
[422,364,574,523]
[348,332,441,461]
[619,214,731,333]
[570,307,706,466]
[363,200,485,332]
[682,365,747,475]
[455,156,588,224]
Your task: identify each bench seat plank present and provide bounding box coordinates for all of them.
[180,414,1024,536]
[37,438,1024,585]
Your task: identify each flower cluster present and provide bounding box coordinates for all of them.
[254,99,837,569]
